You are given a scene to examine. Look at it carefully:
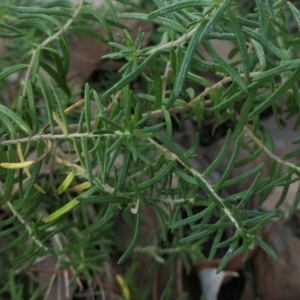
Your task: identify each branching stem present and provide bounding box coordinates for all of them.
[245,126,300,173]
[21,0,85,97]
[6,200,48,251]
[147,137,243,233]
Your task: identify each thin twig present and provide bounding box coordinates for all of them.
[21,0,85,98]
[6,200,48,251]
[244,126,300,173]
[45,71,260,135]
[147,137,243,233]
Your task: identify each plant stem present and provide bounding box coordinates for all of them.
[6,200,48,251]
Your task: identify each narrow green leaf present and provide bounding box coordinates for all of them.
[9,6,73,18]
[106,135,127,154]
[123,206,136,228]
[83,6,113,42]
[122,84,132,120]
[58,36,70,77]
[288,2,300,33]
[154,132,191,168]
[217,240,238,273]
[242,27,288,60]
[105,0,118,22]
[292,137,300,144]
[255,0,268,43]
[233,89,257,139]
[215,134,241,191]
[187,72,210,87]
[180,229,215,243]
[0,232,27,254]
[101,116,125,132]
[0,113,16,138]
[78,195,132,204]
[234,148,263,168]
[16,20,51,35]
[0,22,25,38]
[70,26,108,44]
[266,0,275,17]
[275,179,291,209]
[149,63,163,108]
[84,83,91,132]
[36,74,55,131]
[0,64,27,81]
[134,124,165,135]
[254,235,278,260]
[251,39,266,71]
[162,105,172,143]
[148,0,213,18]
[0,216,16,227]
[127,138,138,162]
[26,80,38,129]
[209,228,224,260]
[153,204,168,241]
[46,187,99,223]
[223,163,264,189]
[120,13,186,33]
[272,103,283,130]
[40,62,70,96]
[0,104,32,135]
[217,232,241,248]
[81,137,93,183]
[50,81,69,134]
[171,23,206,105]
[281,148,300,160]
[118,209,140,264]
[289,182,300,217]
[260,125,275,152]
[252,59,300,83]
[115,0,139,7]
[193,218,233,231]
[227,8,250,80]
[203,40,248,93]
[171,203,215,228]
[203,129,232,177]
[42,1,75,9]
[3,147,15,201]
[22,142,44,203]
[174,169,198,185]
[18,13,61,28]
[249,68,300,118]
[103,51,160,98]
[138,160,175,189]
[85,203,119,233]
[248,209,280,233]
[31,48,41,79]
[185,132,200,158]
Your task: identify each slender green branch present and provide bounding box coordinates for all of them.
[0,132,120,145]
[21,0,85,97]
[6,200,48,251]
[245,126,300,173]
[147,137,243,233]
[48,72,260,134]
[146,23,202,54]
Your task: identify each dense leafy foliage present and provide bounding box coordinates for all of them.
[1,0,300,298]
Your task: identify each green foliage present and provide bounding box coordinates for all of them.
[1,0,300,297]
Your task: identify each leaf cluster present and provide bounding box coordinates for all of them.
[1,0,300,298]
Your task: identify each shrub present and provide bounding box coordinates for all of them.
[1,0,300,298]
